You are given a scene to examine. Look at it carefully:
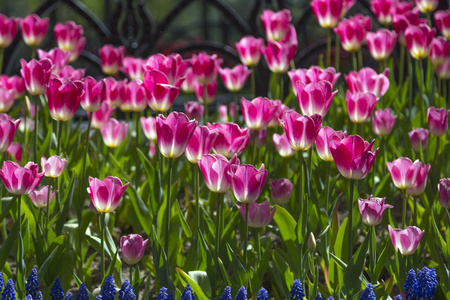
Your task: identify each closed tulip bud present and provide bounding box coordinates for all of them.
[0,161,44,195]
[307,233,316,251]
[315,126,346,162]
[120,234,148,265]
[0,75,26,99]
[241,97,278,130]
[311,0,342,29]
[0,118,20,152]
[198,154,239,193]
[80,77,105,113]
[406,162,430,196]
[190,52,222,84]
[54,21,83,51]
[87,176,129,213]
[103,78,125,108]
[120,80,148,112]
[185,126,217,164]
[334,18,366,52]
[260,9,292,41]
[370,0,395,26]
[37,48,70,74]
[41,155,68,178]
[346,91,379,124]
[436,57,450,80]
[280,111,322,151]
[184,101,204,122]
[20,58,53,96]
[144,70,180,113]
[435,9,450,40]
[330,135,379,180]
[209,123,249,158]
[388,225,424,256]
[237,201,276,228]
[0,87,15,113]
[269,178,293,205]
[358,196,392,226]
[366,29,397,61]
[140,116,157,141]
[219,65,252,92]
[372,108,397,136]
[429,37,450,66]
[218,104,228,123]
[229,164,268,203]
[19,14,49,47]
[438,178,450,208]
[408,128,429,151]
[156,112,197,158]
[427,107,449,137]
[99,44,125,76]
[100,118,128,148]
[263,40,296,74]
[387,157,422,190]
[235,36,265,67]
[46,77,84,121]
[194,80,217,105]
[122,56,146,80]
[0,14,17,48]
[181,67,195,93]
[345,67,390,98]
[415,0,438,13]
[273,132,296,157]
[297,81,337,117]
[91,102,115,130]
[7,142,22,163]
[29,185,56,208]
[405,24,436,60]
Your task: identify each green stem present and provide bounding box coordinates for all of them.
[326,29,331,67]
[46,181,53,242]
[408,54,413,123]
[194,165,201,268]
[251,129,257,165]
[351,52,358,71]
[34,94,39,161]
[164,158,173,256]
[130,264,133,285]
[56,120,62,155]
[418,59,425,127]
[438,78,442,107]
[256,229,261,262]
[232,92,237,123]
[135,112,140,188]
[82,114,92,184]
[348,179,354,261]
[251,68,256,98]
[100,213,105,281]
[243,202,249,268]
[203,84,209,124]
[0,47,4,75]
[370,226,376,280]
[358,50,363,70]
[335,35,340,72]
[215,193,224,260]
[297,152,304,217]
[399,45,405,86]
[279,73,284,101]
[414,196,418,226]
[325,162,331,213]
[402,189,407,228]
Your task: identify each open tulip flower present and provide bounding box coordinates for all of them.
[280,111,322,151]
[273,132,296,158]
[346,91,378,124]
[140,116,157,141]
[311,0,342,29]
[366,29,397,61]
[146,53,188,87]
[345,67,390,98]
[0,161,44,195]
[20,58,53,96]
[330,135,378,180]
[120,80,148,113]
[334,18,366,52]
[87,176,129,213]
[208,122,249,158]
[80,77,105,113]
[54,21,83,51]
[143,70,180,113]
[427,107,449,137]
[296,80,337,117]
[435,9,450,40]
[219,65,252,92]
[30,185,56,208]
[190,52,222,84]
[358,196,393,227]
[120,234,148,265]
[263,40,296,74]
[19,14,49,48]
[260,9,292,42]
[235,36,265,67]
[99,44,125,76]
[372,108,397,137]
[388,225,424,256]
[194,80,217,105]
[91,102,115,130]
[315,126,346,162]
[237,201,276,228]
[0,14,17,48]
[198,154,239,193]
[438,178,450,208]
[429,37,450,66]
[0,87,15,113]
[0,75,25,99]
[100,118,128,148]
[185,126,217,164]
[241,97,278,130]
[288,66,340,96]
[41,155,67,178]
[414,0,438,13]
[370,0,396,26]
[406,162,430,197]
[405,24,436,60]
[228,163,268,204]
[46,77,84,121]
[37,48,70,74]
[122,56,146,81]
[386,157,422,190]
[0,117,20,152]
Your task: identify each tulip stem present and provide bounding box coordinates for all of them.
[243,202,249,268]
[251,67,256,99]
[358,50,363,70]
[326,29,331,67]
[433,137,440,182]
[17,194,25,299]
[194,164,201,268]
[251,129,257,165]
[335,35,340,72]
[203,84,209,124]
[232,92,237,123]
[0,47,3,75]
[402,189,407,228]
[351,52,357,72]
[418,59,425,127]
[32,94,40,161]
[56,120,62,155]
[279,73,284,100]
[46,181,53,242]
[298,152,304,218]
[135,113,140,188]
[348,179,354,261]
[407,54,413,123]
[129,264,133,285]
[369,226,376,281]
[325,161,331,213]
[215,193,224,262]
[256,229,261,262]
[164,158,173,257]
[399,45,405,86]
[82,113,92,189]
[100,213,106,281]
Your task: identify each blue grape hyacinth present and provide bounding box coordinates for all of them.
[235,287,246,300]
[101,276,116,300]
[181,284,195,300]
[256,288,268,300]
[2,279,16,300]
[75,284,89,300]
[25,269,39,299]
[290,279,305,300]
[360,283,376,300]
[50,278,64,300]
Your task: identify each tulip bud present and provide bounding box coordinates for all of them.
[91,102,115,130]
[242,97,278,130]
[366,29,397,61]
[346,68,390,98]
[273,133,295,158]
[358,196,393,226]
[438,178,450,208]
[88,176,129,213]
[260,9,292,41]
[184,101,204,122]
[0,118,20,152]
[315,126,346,162]
[100,118,128,148]
[435,9,450,40]
[427,107,449,137]
[54,21,83,51]
[429,37,450,66]
[408,128,429,151]
[406,162,430,197]
[372,108,397,137]
[414,0,438,13]
[237,201,276,228]
[41,155,68,178]
[311,0,342,29]
[269,178,293,205]
[219,65,252,92]
[388,225,424,256]
[307,233,316,252]
[185,126,217,164]
[229,164,268,204]
[194,80,217,105]
[19,14,49,47]
[198,154,239,193]
[120,234,148,265]
[140,116,157,141]
[235,36,265,67]
[99,44,125,76]
[29,185,57,208]
[280,111,322,151]
[0,161,44,195]
[0,14,17,48]
[296,81,337,117]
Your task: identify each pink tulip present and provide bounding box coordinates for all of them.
[429,37,450,66]
[345,67,390,98]
[288,66,340,96]
[393,11,427,45]
[190,52,222,84]
[145,53,188,87]
[346,91,378,124]
[370,0,396,26]
[0,87,14,113]
[0,14,17,48]
[7,142,22,163]
[87,176,129,213]
[46,77,84,121]
[120,80,148,112]
[228,164,268,203]
[269,178,293,205]
[267,100,288,128]
[436,57,450,79]
[80,77,105,113]
[194,80,217,105]
[372,108,397,136]
[438,178,450,208]
[104,77,124,108]
[366,29,397,61]
[122,56,146,80]
[414,0,438,13]
[99,44,125,76]
[198,154,239,193]
[54,21,84,51]
[100,118,128,148]
[260,9,292,41]
[67,37,86,63]
[143,70,180,113]
[237,201,276,228]
[406,162,430,196]
[29,185,56,208]
[219,65,252,92]
[185,126,218,164]
[427,107,449,137]
[252,129,267,148]
[37,48,70,74]
[263,39,296,74]
[235,36,265,67]
[405,24,436,60]
[91,102,115,130]
[315,126,346,162]
[435,9,450,40]
[330,135,379,180]
[388,225,424,255]
[19,14,49,47]
[296,81,337,117]
[120,234,148,265]
[280,111,322,151]
[148,141,156,159]
[0,161,44,195]
[156,111,198,158]
[180,67,195,93]
[386,157,422,190]
[334,18,366,52]
[273,132,296,158]
[184,101,204,122]
[311,0,342,29]
[358,196,393,226]
[20,58,53,95]
[241,97,278,130]
[140,116,157,141]
[41,155,68,178]
[57,65,85,81]
[218,104,229,123]
[0,75,25,99]
[408,128,429,151]
[0,118,20,152]
[208,123,249,158]
[341,0,357,17]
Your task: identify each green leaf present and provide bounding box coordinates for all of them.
[37,127,52,159]
[273,205,298,265]
[55,174,76,235]
[226,243,248,288]
[37,245,62,283]
[0,220,19,271]
[108,152,131,182]
[176,268,209,300]
[342,233,370,297]
[0,196,14,222]
[175,200,192,238]
[127,185,152,236]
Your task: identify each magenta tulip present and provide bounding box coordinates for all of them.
[438,178,450,208]
[393,11,427,45]
[311,0,342,29]
[91,102,115,130]
[436,57,450,79]
[87,176,129,213]
[208,123,249,158]
[252,129,267,148]
[19,14,49,47]
[0,75,25,99]
[80,77,105,113]
[346,91,378,124]
[260,9,292,41]
[415,0,438,13]
[190,52,222,84]
[140,116,157,141]
[120,234,148,265]
[386,157,422,190]
[99,44,125,76]
[228,164,268,203]
[267,100,288,128]
[280,111,322,151]
[237,201,276,228]
[120,80,148,112]
[184,101,204,122]
[269,178,293,205]
[0,14,17,48]
[406,162,430,196]
[194,80,217,105]
[36,47,70,74]
[358,196,393,226]
[29,185,56,208]
[122,56,146,80]
[429,37,450,66]
[408,128,429,151]
[241,97,278,130]
[273,132,296,158]
[435,9,450,40]
[145,53,188,87]
[0,161,44,195]
[334,18,366,52]
[180,67,195,93]
[20,58,52,96]
[100,118,128,148]
[235,36,265,67]
[156,112,197,158]
[198,154,239,193]
[0,117,20,152]
[315,126,346,162]
[427,107,449,137]
[345,67,390,98]
[67,37,86,63]
[144,70,180,113]
[289,66,340,96]
[263,40,296,74]
[185,126,218,164]
[219,65,252,92]
[41,155,67,178]
[46,77,84,121]
[7,142,22,163]
[366,29,397,61]
[405,24,436,60]
[296,80,337,117]
[57,65,85,82]
[0,87,14,113]
[219,104,229,123]
[330,135,379,180]
[388,225,424,255]
[54,21,83,51]
[370,0,395,26]
[372,108,397,137]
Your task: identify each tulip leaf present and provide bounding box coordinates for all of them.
[175,199,192,238]
[226,243,248,288]
[127,184,152,236]
[273,205,298,264]
[37,244,62,283]
[37,127,52,159]
[272,250,294,293]
[0,196,14,223]
[108,152,131,182]
[55,173,76,235]
[431,210,448,259]
[342,231,370,297]
[0,219,19,275]
[374,237,392,279]
[176,268,209,300]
